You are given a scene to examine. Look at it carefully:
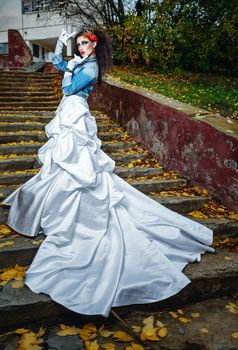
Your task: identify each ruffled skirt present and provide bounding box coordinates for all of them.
[3,95,214,317]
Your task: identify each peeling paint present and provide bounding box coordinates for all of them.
[89,81,238,211]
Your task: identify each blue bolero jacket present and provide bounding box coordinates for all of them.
[52,53,99,98]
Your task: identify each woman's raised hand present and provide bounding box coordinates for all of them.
[58,29,76,46]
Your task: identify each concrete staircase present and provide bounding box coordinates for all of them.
[0,72,237,349]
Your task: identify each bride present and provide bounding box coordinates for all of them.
[3,28,214,317]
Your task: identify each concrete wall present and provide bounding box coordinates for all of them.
[89,80,238,211]
[0,0,22,42]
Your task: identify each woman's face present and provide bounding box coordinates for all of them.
[76,36,96,58]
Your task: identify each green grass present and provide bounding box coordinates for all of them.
[107,66,238,119]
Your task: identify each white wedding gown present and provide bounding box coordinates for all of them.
[3,95,214,317]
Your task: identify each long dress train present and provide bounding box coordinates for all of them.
[3,95,214,317]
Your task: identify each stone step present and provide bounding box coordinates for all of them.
[0,122,46,132]
[96,123,120,132]
[0,158,37,171]
[115,166,163,178]
[0,77,57,83]
[0,249,237,329]
[0,171,184,189]
[0,153,149,171]
[0,131,124,144]
[0,115,53,123]
[0,202,212,269]
[0,91,55,97]
[0,122,121,133]
[0,102,58,108]
[129,178,188,193]
[0,234,45,269]
[0,132,47,144]
[0,171,38,185]
[0,72,59,78]
[0,96,57,102]
[0,114,110,124]
[0,111,55,116]
[152,195,211,214]
[0,293,237,349]
[2,200,237,239]
[190,217,238,239]
[0,106,57,111]
[0,141,135,158]
[0,167,163,198]
[107,153,149,165]
[0,83,54,89]
[0,294,237,350]
[0,110,104,117]
[0,143,44,156]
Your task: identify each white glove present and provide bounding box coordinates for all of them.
[66,54,88,71]
[55,29,76,56]
[64,54,89,79]
[59,29,76,46]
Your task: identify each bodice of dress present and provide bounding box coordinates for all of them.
[52,53,99,98]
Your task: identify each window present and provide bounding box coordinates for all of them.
[0,43,9,55]
[33,43,40,57]
[23,0,65,13]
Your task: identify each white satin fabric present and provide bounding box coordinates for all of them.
[3,95,214,317]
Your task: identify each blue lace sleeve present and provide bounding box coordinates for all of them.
[52,53,68,72]
[62,65,98,96]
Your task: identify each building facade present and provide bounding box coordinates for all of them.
[0,0,77,63]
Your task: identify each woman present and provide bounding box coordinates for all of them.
[3,29,214,317]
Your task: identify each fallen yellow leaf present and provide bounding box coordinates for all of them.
[142,315,154,325]
[101,343,116,350]
[0,226,13,234]
[15,328,29,335]
[142,328,160,341]
[84,324,97,332]
[156,320,165,329]
[17,328,45,350]
[229,214,238,220]
[177,309,184,315]
[158,327,168,338]
[232,332,238,339]
[178,317,191,323]
[57,324,81,336]
[225,302,238,314]
[12,280,24,288]
[32,240,44,245]
[0,241,14,248]
[200,328,209,334]
[191,312,200,318]
[112,331,133,342]
[131,326,141,333]
[99,329,114,337]
[1,268,18,280]
[0,280,8,286]
[84,340,99,350]
[168,312,178,319]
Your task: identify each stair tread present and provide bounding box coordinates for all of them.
[0,293,237,348]
[0,248,237,329]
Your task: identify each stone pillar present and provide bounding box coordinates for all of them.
[8,29,33,68]
[66,24,73,56]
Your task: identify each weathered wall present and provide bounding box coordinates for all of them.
[8,30,32,67]
[89,79,238,211]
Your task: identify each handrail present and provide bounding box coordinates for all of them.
[0,61,45,72]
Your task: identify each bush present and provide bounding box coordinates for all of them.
[107,0,238,75]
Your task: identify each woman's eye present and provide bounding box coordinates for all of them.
[82,41,89,45]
